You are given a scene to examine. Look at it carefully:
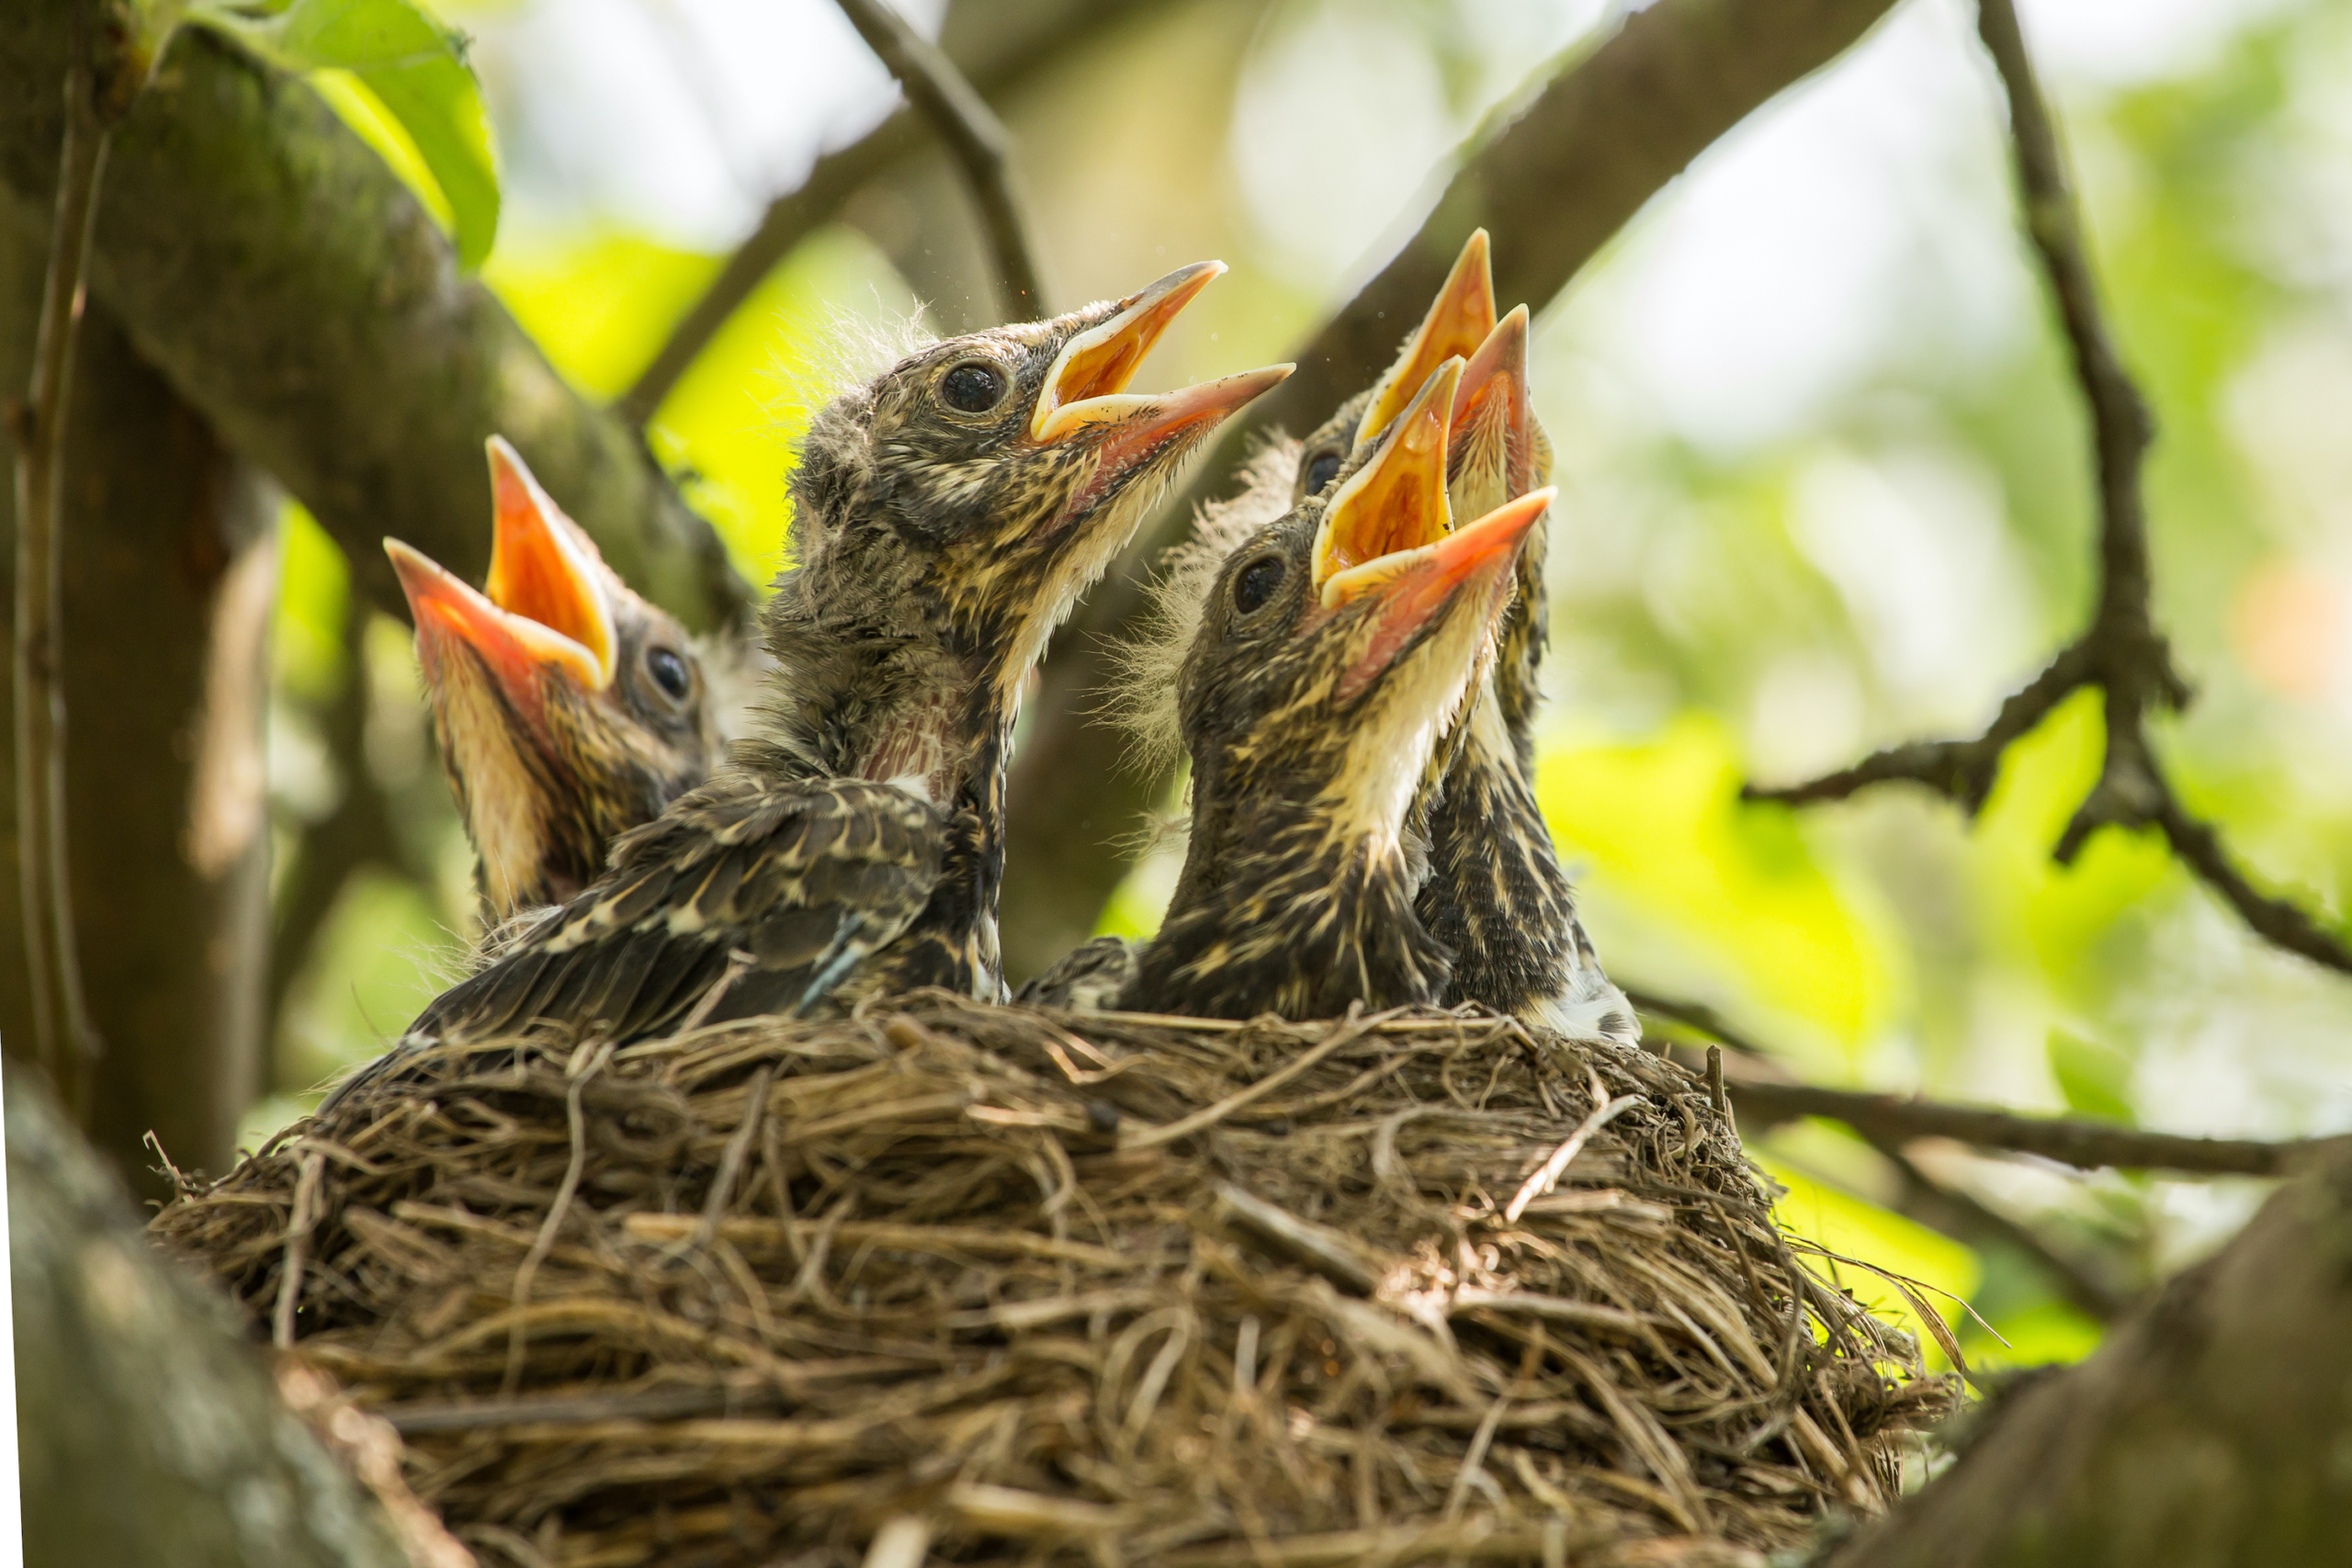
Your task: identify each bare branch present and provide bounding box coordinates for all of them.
[12,14,130,1107]
[1743,646,2088,813]
[1643,991,2207,1316]
[0,11,751,633]
[1743,0,2352,979]
[1870,1134,2132,1321]
[616,0,1157,425]
[832,0,1045,319]
[2152,798,2352,974]
[616,115,923,426]
[1726,1077,2346,1178]
[1830,1146,2352,1568]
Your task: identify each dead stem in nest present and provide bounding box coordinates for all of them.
[157,994,1954,1567]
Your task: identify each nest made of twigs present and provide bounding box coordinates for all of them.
[154,994,1954,1568]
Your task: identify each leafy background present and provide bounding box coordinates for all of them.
[257,0,2352,1376]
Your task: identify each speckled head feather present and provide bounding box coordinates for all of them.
[341,269,1292,1085]
[759,264,1292,796]
[1118,375,1553,1021]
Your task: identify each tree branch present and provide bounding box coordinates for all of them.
[1639,989,2140,1318]
[1742,0,2352,976]
[0,9,751,634]
[10,7,137,1109]
[1724,1077,2345,1178]
[1870,1136,2132,1321]
[999,0,1909,980]
[832,0,1045,319]
[1831,1147,2352,1568]
[616,0,1156,425]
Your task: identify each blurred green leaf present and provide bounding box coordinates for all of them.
[2048,1030,2137,1126]
[1539,716,1900,1053]
[194,0,499,266]
[271,501,349,705]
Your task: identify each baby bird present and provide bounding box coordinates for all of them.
[1120,374,1551,1018]
[1295,234,1633,1044]
[339,265,1287,1087]
[385,438,739,917]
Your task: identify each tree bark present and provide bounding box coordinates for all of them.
[0,212,271,1198]
[9,1070,446,1567]
[1831,1148,2352,1568]
[1000,0,1908,979]
[0,10,746,634]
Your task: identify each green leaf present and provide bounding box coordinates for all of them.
[193,0,500,268]
[2047,1030,2136,1127]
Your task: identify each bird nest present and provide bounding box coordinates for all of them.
[153,994,1955,1568]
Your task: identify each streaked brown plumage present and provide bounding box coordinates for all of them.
[335,265,1287,1095]
[1044,236,1632,1041]
[386,438,732,918]
[1295,235,1633,1043]
[1117,369,1550,1020]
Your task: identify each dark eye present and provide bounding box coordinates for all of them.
[645,646,692,701]
[1302,448,1343,497]
[941,361,1007,413]
[1233,556,1285,615]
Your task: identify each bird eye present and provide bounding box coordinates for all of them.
[940,361,1007,413]
[1233,556,1285,615]
[1302,448,1343,498]
[645,646,692,701]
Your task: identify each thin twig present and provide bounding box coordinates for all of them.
[1743,0,2352,978]
[1623,987,1769,1057]
[1213,1182,1387,1296]
[1641,990,2197,1314]
[831,0,1046,319]
[1727,1076,2346,1178]
[1505,1075,1645,1224]
[382,1382,774,1437]
[504,1039,613,1393]
[694,1062,776,1247]
[12,29,120,1108]
[1121,1008,1378,1151]
[617,4,1150,423]
[616,114,923,425]
[271,1150,326,1347]
[1868,1136,2132,1321]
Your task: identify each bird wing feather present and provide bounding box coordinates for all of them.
[327,775,943,1105]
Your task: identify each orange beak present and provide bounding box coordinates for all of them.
[1353,229,1497,450]
[1314,359,1464,605]
[1340,487,1554,702]
[1031,261,1233,443]
[1449,305,1534,502]
[481,436,617,692]
[386,538,606,727]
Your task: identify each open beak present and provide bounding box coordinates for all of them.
[1315,358,1464,605]
[1032,261,1229,442]
[1028,261,1294,457]
[1449,304,1533,503]
[1338,487,1554,702]
[386,538,608,718]
[481,436,617,692]
[1352,229,1497,450]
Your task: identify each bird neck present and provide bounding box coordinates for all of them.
[1418,698,1588,1019]
[742,638,1014,997]
[1123,773,1450,1020]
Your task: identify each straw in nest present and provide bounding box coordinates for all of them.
[155,996,1955,1567]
